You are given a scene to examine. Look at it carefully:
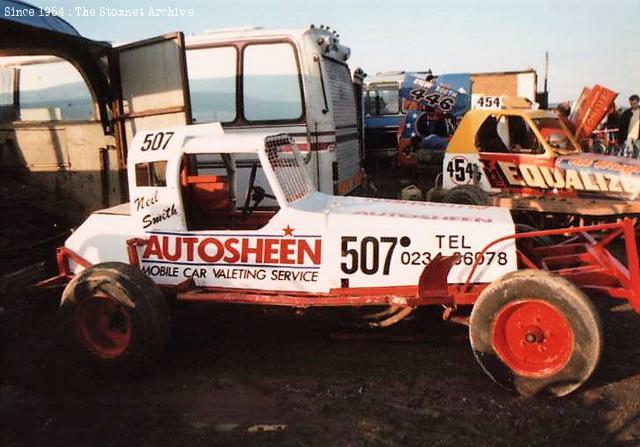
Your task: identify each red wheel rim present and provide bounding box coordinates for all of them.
[491,299,573,378]
[75,294,132,359]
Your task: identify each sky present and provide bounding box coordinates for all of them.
[12,0,640,104]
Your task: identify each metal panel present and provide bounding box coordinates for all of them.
[10,126,69,169]
[323,58,357,129]
[336,136,359,182]
[117,33,192,146]
[323,58,361,192]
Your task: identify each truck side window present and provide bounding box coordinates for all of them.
[243,43,303,122]
[17,59,95,121]
[186,46,237,123]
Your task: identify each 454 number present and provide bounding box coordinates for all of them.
[341,236,398,275]
[446,156,481,184]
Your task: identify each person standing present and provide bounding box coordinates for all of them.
[604,103,620,155]
[619,94,640,158]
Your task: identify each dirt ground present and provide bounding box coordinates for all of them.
[1,168,639,447]
[1,295,639,447]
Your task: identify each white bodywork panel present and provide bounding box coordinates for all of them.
[66,125,517,294]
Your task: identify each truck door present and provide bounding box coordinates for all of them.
[116,32,192,150]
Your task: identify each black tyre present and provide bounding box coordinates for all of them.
[515,224,553,264]
[60,262,171,373]
[443,185,487,205]
[469,270,602,397]
[515,224,553,247]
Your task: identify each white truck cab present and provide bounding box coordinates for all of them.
[184,25,363,196]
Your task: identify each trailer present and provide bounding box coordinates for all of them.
[35,124,640,397]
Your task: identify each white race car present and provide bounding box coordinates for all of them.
[40,123,640,397]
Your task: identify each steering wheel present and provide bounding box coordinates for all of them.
[242,162,276,219]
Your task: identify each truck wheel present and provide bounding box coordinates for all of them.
[443,185,487,205]
[60,262,171,374]
[469,270,602,397]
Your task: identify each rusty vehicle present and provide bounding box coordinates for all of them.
[32,124,640,397]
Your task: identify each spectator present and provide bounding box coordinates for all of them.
[619,94,640,158]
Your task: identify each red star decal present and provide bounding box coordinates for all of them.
[282,225,294,237]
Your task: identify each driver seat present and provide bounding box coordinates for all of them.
[180,167,234,229]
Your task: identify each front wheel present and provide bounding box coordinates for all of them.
[60,262,171,374]
[469,270,602,397]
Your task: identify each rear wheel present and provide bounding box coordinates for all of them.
[60,262,171,374]
[469,270,602,397]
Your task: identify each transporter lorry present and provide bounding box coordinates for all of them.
[34,124,640,398]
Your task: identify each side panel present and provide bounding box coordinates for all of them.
[326,210,517,286]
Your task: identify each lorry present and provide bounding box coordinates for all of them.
[362,71,408,169]
[183,25,364,196]
[35,123,640,397]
